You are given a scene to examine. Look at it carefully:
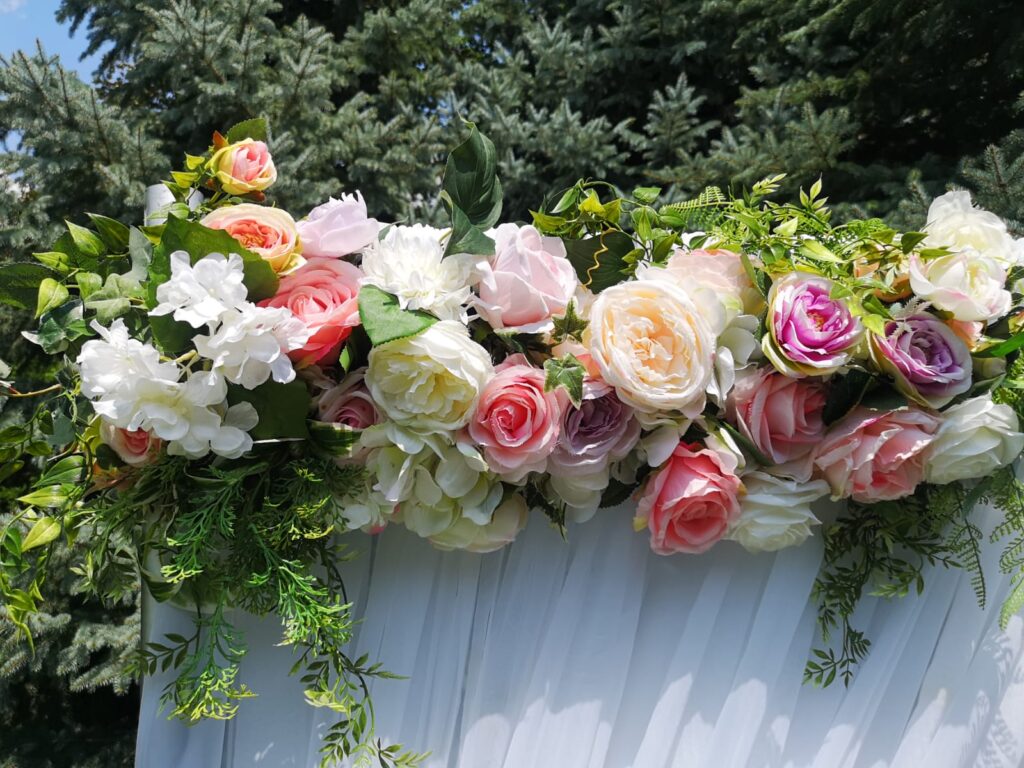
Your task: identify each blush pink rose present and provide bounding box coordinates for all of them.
[664,247,764,315]
[475,223,578,333]
[729,367,827,477]
[298,193,380,258]
[467,354,567,482]
[317,368,381,429]
[635,441,742,555]
[813,407,939,503]
[210,138,277,195]
[258,257,362,368]
[99,422,161,466]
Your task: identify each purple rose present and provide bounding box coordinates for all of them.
[871,314,972,408]
[298,193,380,258]
[549,379,641,477]
[763,273,864,377]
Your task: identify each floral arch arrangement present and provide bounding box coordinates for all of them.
[2,119,1024,764]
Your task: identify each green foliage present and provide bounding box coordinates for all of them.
[358,285,439,346]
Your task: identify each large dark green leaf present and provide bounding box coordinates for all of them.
[227,379,310,440]
[563,231,635,293]
[442,200,495,258]
[358,285,438,346]
[225,117,270,144]
[441,122,502,230]
[0,263,57,310]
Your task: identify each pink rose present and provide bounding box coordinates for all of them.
[317,368,381,429]
[635,441,742,555]
[729,367,826,477]
[99,422,161,466]
[467,354,567,482]
[201,204,300,273]
[258,257,362,367]
[475,223,578,333]
[664,247,765,315]
[298,193,380,258]
[813,407,939,502]
[210,138,277,195]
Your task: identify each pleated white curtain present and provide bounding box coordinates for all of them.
[135,501,1024,768]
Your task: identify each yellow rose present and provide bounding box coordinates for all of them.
[210,138,277,195]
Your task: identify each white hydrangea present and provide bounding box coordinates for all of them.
[150,251,248,327]
[194,304,309,389]
[360,224,482,322]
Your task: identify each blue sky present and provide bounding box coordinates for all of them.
[0,0,100,79]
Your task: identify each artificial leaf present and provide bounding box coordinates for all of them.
[442,199,495,257]
[308,421,361,457]
[563,230,635,293]
[441,122,502,229]
[18,486,69,509]
[358,285,438,346]
[822,368,874,424]
[25,300,89,354]
[35,278,69,317]
[551,299,588,344]
[65,221,106,258]
[225,117,270,144]
[87,213,131,251]
[22,516,61,551]
[543,354,585,407]
[33,251,72,274]
[632,186,662,205]
[0,263,57,310]
[227,380,310,440]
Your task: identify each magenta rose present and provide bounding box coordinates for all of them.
[763,273,864,377]
[870,314,972,408]
[729,367,826,477]
[549,378,641,476]
[813,407,939,502]
[475,223,578,333]
[467,354,567,482]
[258,257,362,367]
[635,441,742,555]
[298,193,380,258]
[317,369,381,429]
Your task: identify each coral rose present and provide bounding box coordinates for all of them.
[201,204,300,274]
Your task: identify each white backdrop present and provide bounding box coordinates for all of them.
[135,502,1024,768]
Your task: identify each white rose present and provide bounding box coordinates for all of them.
[727,472,829,553]
[361,224,482,322]
[547,469,611,524]
[923,190,1017,266]
[586,279,715,419]
[366,320,493,432]
[925,396,1024,484]
[430,493,528,553]
[909,250,1011,323]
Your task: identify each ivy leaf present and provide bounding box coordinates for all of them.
[35,278,69,317]
[551,299,588,344]
[563,231,635,293]
[24,300,89,354]
[0,263,57,310]
[441,121,502,229]
[358,285,438,346]
[85,274,143,323]
[543,354,585,407]
[225,117,270,144]
[227,380,310,440]
[87,213,131,251]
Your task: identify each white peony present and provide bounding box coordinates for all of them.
[150,251,248,327]
[361,224,482,322]
[923,190,1018,266]
[727,472,830,553]
[586,279,716,419]
[925,396,1024,485]
[430,493,528,553]
[908,250,1011,324]
[193,304,309,389]
[366,320,493,432]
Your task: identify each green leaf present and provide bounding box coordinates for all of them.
[442,200,495,257]
[551,299,589,344]
[75,272,103,299]
[563,231,635,293]
[599,478,638,508]
[25,300,89,354]
[39,455,85,486]
[308,421,361,457]
[35,278,69,317]
[441,122,503,230]
[632,186,662,205]
[0,263,57,310]
[900,231,928,254]
[22,516,61,551]
[87,213,131,251]
[85,274,142,323]
[977,332,1024,358]
[18,486,69,508]
[225,117,270,144]
[33,251,72,274]
[543,354,585,407]
[227,380,310,440]
[65,221,106,258]
[822,369,874,425]
[127,227,153,281]
[358,285,438,346]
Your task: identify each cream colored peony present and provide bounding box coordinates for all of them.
[908,250,1011,324]
[923,190,1017,266]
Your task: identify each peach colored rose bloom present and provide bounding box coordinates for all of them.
[664,247,765,315]
[635,441,742,555]
[210,138,277,195]
[813,407,939,502]
[467,354,566,482]
[99,422,161,466]
[258,257,362,368]
[201,204,300,273]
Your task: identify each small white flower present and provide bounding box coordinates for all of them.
[78,319,179,408]
[361,224,482,322]
[151,251,248,328]
[727,472,829,553]
[923,190,1017,266]
[193,304,309,389]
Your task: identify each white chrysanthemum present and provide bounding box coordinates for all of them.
[727,472,829,553]
[361,224,481,322]
[151,251,248,327]
[194,304,309,389]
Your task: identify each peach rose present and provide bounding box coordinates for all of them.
[813,407,939,502]
[99,422,161,466]
[467,354,567,482]
[475,223,579,333]
[729,367,826,478]
[210,138,276,195]
[634,440,742,555]
[201,204,300,273]
[258,257,362,367]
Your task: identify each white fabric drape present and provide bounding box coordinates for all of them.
[135,502,1024,768]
